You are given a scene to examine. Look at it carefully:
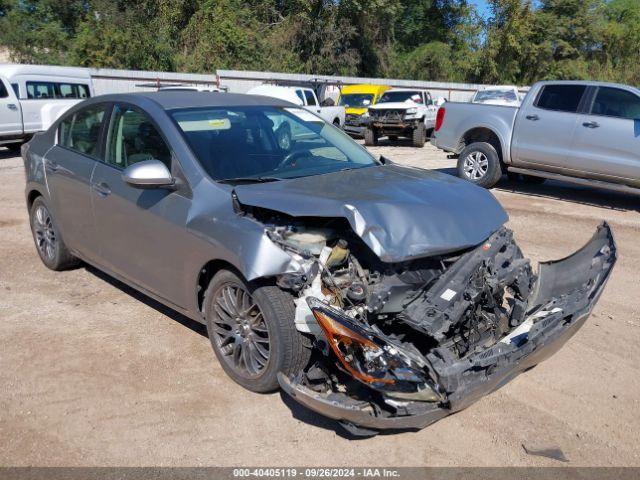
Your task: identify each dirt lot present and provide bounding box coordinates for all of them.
[1,140,639,467]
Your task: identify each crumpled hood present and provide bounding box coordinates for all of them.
[369,102,419,111]
[235,164,508,262]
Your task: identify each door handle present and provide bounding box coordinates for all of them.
[93,182,111,197]
[7,104,17,111]
[525,114,539,121]
[45,159,59,173]
[582,121,600,129]
[316,109,321,113]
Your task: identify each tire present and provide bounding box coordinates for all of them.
[5,142,22,153]
[412,123,426,147]
[332,118,341,128]
[364,127,378,146]
[204,269,311,393]
[457,142,503,188]
[388,135,398,142]
[29,197,81,271]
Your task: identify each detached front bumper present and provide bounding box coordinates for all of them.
[279,223,616,433]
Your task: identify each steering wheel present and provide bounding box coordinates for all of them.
[275,150,310,170]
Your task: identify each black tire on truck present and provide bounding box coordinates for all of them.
[388,135,398,142]
[412,123,426,148]
[364,127,378,146]
[204,269,311,393]
[5,142,23,153]
[457,142,503,188]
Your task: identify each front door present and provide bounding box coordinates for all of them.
[44,104,108,260]
[90,103,189,307]
[511,84,587,170]
[0,78,23,136]
[570,86,640,185]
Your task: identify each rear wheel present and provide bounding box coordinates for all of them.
[204,270,311,393]
[457,142,503,188]
[412,123,426,147]
[388,135,398,142]
[364,127,378,146]
[29,197,81,271]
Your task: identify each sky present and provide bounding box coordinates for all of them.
[468,0,491,18]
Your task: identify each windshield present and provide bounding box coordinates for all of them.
[473,89,518,103]
[338,93,374,108]
[378,91,423,104]
[171,106,378,182]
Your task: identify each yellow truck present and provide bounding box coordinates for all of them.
[337,84,390,136]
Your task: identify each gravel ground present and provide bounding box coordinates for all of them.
[1,140,639,467]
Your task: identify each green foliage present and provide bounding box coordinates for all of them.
[1,0,639,86]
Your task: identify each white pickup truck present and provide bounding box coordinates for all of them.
[432,80,640,194]
[247,85,345,128]
[0,66,93,151]
[364,89,438,147]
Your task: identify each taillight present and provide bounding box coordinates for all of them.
[435,107,446,132]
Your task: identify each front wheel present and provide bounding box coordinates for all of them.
[204,270,311,393]
[364,127,378,146]
[412,123,426,147]
[457,142,503,188]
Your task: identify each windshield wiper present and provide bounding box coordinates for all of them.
[218,176,282,185]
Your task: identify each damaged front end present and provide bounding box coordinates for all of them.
[266,217,616,435]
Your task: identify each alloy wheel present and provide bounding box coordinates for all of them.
[210,283,270,378]
[33,205,57,261]
[463,151,489,180]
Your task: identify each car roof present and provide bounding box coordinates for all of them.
[535,80,640,94]
[0,63,91,79]
[86,91,297,110]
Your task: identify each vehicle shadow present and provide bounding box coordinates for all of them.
[84,264,208,338]
[493,176,640,212]
[375,137,423,148]
[431,167,640,212]
[0,147,19,160]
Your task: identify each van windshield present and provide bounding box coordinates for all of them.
[339,93,374,107]
[171,106,378,183]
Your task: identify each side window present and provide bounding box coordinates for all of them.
[11,83,19,97]
[535,84,586,113]
[304,90,317,106]
[56,83,91,99]
[106,104,171,169]
[26,81,56,99]
[591,87,640,120]
[295,90,305,104]
[0,81,8,98]
[59,105,106,157]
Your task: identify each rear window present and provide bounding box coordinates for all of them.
[0,81,8,99]
[535,85,586,113]
[591,87,640,120]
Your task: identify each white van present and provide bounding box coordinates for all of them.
[0,64,94,150]
[247,84,345,127]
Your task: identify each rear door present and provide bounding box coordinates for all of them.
[0,77,23,136]
[511,84,587,170]
[45,103,108,260]
[90,103,190,307]
[569,86,640,185]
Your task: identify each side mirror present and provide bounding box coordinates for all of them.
[321,97,335,107]
[121,160,175,189]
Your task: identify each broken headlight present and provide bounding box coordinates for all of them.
[307,297,442,402]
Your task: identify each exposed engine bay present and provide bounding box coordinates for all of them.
[247,204,616,436]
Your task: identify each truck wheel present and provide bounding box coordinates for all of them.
[412,123,426,147]
[388,135,398,142]
[457,142,503,188]
[333,118,341,128]
[5,142,23,153]
[364,128,378,146]
[204,269,311,393]
[29,197,81,271]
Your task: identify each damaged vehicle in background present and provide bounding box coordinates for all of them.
[23,92,617,437]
